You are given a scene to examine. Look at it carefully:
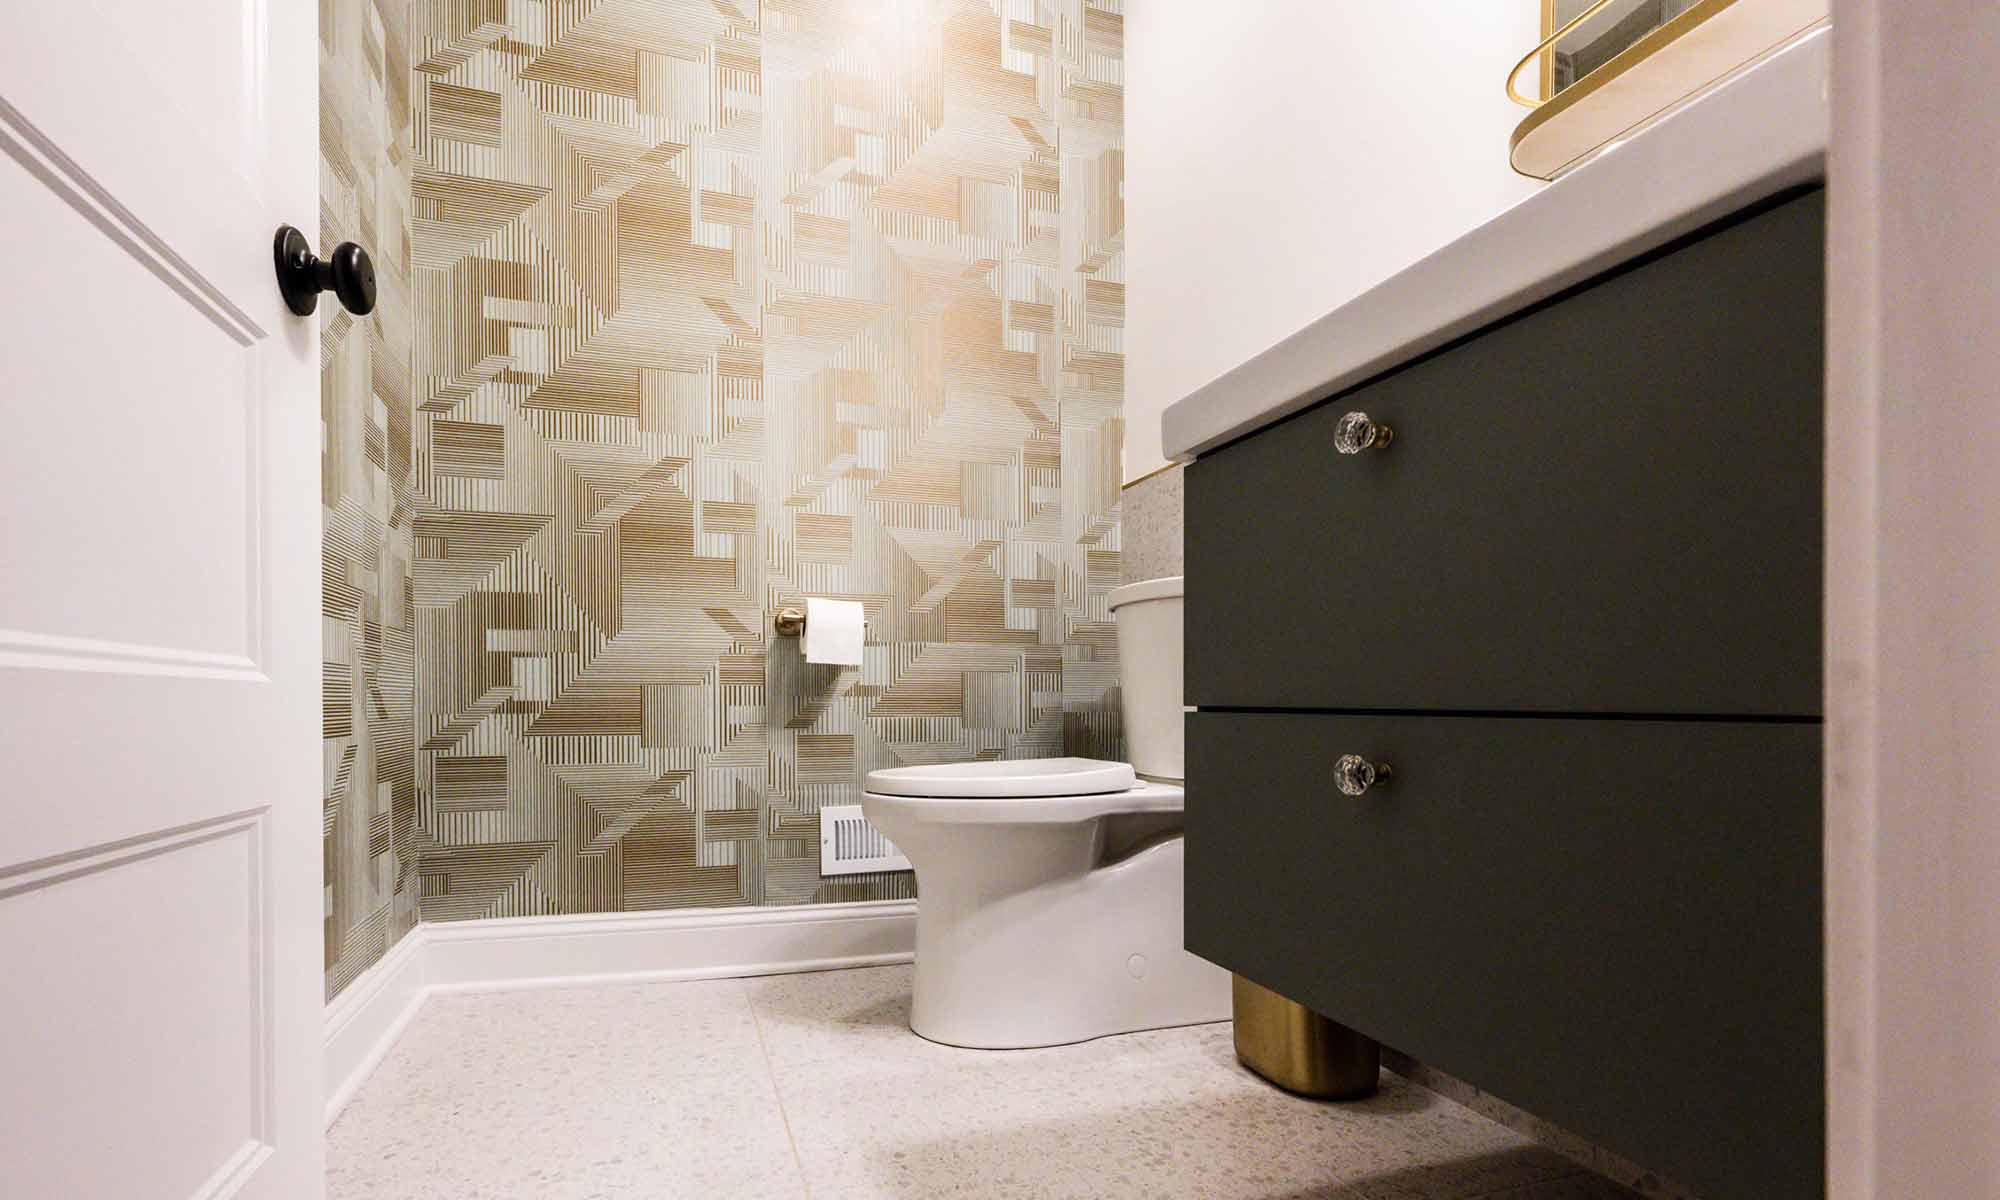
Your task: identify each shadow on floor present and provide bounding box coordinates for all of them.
[866,1093,1635,1200]
[755,981,914,1034]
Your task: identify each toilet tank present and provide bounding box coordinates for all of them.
[1107,575,1184,781]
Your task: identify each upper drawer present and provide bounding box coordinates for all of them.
[1187,191,1823,717]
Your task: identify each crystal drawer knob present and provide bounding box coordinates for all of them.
[1334,754,1392,797]
[1334,411,1393,454]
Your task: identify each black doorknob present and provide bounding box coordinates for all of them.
[273,224,376,317]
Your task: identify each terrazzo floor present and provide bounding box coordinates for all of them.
[326,964,1643,1200]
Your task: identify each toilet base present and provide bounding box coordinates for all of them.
[904,831,1233,1049]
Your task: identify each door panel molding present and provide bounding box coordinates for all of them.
[0,93,265,345]
[0,630,267,680]
[0,810,277,1196]
[0,139,270,672]
[0,806,265,897]
[190,1138,276,1200]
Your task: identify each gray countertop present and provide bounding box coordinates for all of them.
[1160,26,1829,462]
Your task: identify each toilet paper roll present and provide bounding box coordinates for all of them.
[803,597,865,666]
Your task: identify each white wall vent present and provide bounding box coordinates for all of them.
[819,804,912,876]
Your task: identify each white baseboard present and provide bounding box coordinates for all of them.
[322,899,917,1127]
[321,926,430,1128]
[421,897,918,994]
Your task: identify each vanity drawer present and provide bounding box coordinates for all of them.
[1184,710,1822,1200]
[1187,190,1823,717]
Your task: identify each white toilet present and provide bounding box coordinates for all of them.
[862,575,1233,1049]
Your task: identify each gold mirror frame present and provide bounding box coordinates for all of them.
[1507,0,1828,179]
[1508,0,1625,107]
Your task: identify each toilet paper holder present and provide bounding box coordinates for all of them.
[773,606,866,638]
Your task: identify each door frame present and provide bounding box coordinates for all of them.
[1824,1,2000,1195]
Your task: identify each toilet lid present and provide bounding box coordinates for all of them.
[864,757,1135,799]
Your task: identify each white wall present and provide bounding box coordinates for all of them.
[1123,4,1543,481]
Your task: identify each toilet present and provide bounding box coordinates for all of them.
[862,575,1233,1049]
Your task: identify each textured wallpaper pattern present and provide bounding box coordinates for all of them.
[406,0,1128,920]
[321,0,419,999]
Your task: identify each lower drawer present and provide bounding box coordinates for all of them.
[1186,711,1822,1200]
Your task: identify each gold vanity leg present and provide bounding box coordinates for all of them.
[1232,975,1381,1099]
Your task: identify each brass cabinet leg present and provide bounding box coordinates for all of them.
[1232,975,1381,1099]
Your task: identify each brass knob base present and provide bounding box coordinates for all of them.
[1335,754,1392,796]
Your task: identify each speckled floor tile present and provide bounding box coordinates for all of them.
[326,966,1644,1200]
[743,963,1134,1076]
[769,1048,1581,1199]
[325,978,806,1200]
[755,967,1624,1200]
[1122,1022,1588,1200]
[742,962,954,1068]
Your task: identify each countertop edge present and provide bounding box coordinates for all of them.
[1160,26,1830,463]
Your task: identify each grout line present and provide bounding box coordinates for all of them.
[1461,1170,1602,1200]
[744,979,813,1199]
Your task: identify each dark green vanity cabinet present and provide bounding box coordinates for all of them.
[1184,191,1825,1200]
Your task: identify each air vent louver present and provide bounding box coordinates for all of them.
[818,804,912,876]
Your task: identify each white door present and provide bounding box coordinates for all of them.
[0,1,322,1197]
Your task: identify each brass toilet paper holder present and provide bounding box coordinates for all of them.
[773,606,867,638]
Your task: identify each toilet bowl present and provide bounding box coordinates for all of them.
[861,576,1232,1049]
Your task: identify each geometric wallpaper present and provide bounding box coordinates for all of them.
[404,0,1129,923]
[319,0,1124,998]
[321,0,420,1001]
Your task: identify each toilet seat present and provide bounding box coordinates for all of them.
[863,757,1183,824]
[866,756,1132,797]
